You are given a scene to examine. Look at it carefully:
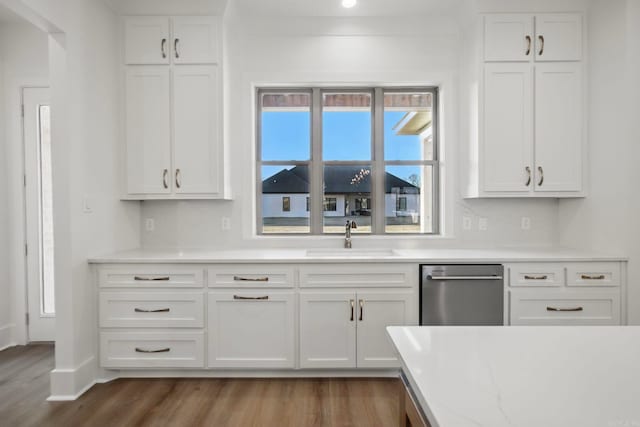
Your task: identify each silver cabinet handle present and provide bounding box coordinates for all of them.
[525,166,531,187]
[428,275,503,281]
[581,274,605,280]
[524,275,548,280]
[547,306,583,312]
[175,169,181,189]
[162,169,169,189]
[174,38,180,59]
[233,295,268,300]
[350,299,354,322]
[538,35,545,55]
[525,35,532,55]
[134,276,170,281]
[135,347,170,353]
[537,166,544,186]
[161,38,167,58]
[134,308,170,313]
[359,299,364,321]
[233,276,269,282]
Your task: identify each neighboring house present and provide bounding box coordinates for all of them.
[262,165,420,219]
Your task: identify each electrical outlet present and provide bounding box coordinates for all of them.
[462,216,472,230]
[221,216,231,231]
[82,195,93,213]
[521,217,531,230]
[145,218,155,232]
[478,217,488,231]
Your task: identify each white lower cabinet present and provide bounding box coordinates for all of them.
[100,331,205,368]
[299,290,414,369]
[510,289,621,325]
[207,291,295,368]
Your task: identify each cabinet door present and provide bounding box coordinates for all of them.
[534,63,582,192]
[534,14,582,61]
[172,17,219,64]
[125,67,171,194]
[356,291,415,368]
[173,66,221,195]
[124,17,170,65]
[208,292,295,368]
[484,14,534,62]
[482,63,533,192]
[299,292,356,368]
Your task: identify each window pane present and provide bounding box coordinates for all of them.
[39,105,55,315]
[384,92,434,161]
[322,92,371,161]
[261,92,310,161]
[323,165,372,234]
[384,165,434,233]
[261,165,310,233]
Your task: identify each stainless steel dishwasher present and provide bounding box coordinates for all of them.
[420,264,504,325]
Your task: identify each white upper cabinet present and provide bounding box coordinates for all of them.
[534,63,583,192]
[465,12,585,198]
[483,63,533,192]
[125,67,171,194]
[173,66,221,195]
[125,17,170,65]
[122,15,228,199]
[172,17,220,64]
[124,16,219,65]
[534,14,582,61]
[484,15,534,62]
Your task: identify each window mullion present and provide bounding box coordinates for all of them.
[310,88,323,235]
[372,88,385,234]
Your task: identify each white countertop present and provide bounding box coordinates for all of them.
[387,326,640,427]
[87,247,627,263]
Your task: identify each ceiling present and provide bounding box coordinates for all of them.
[102,0,466,17]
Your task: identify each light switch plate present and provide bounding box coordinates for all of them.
[521,217,531,230]
[478,217,488,231]
[462,216,472,230]
[145,218,155,232]
[221,216,231,231]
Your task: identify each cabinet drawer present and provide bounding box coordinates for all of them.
[567,263,620,287]
[99,266,204,288]
[100,331,205,368]
[300,264,415,288]
[510,289,620,325]
[208,265,294,288]
[509,264,564,287]
[99,292,204,328]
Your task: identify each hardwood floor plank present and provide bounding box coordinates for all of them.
[0,345,401,427]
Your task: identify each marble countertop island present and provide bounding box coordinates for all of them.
[387,326,640,427]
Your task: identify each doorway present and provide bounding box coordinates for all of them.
[23,87,55,342]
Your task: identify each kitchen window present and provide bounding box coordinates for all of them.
[257,87,439,235]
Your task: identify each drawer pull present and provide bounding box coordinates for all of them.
[581,274,605,280]
[135,347,170,353]
[524,275,548,280]
[134,276,171,281]
[546,306,583,312]
[134,308,170,313]
[359,299,364,321]
[233,276,269,282]
[233,295,269,300]
[350,299,355,322]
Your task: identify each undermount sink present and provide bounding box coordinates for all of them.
[305,248,400,258]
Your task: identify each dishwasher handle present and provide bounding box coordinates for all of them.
[427,275,503,281]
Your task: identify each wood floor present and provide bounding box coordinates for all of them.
[0,344,401,427]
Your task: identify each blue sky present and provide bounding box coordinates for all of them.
[261,110,422,182]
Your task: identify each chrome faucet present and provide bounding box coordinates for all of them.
[344,220,357,248]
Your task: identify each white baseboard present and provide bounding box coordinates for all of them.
[48,355,97,401]
[0,324,15,351]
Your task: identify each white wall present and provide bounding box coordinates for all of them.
[140,9,563,250]
[558,0,640,324]
[2,0,141,398]
[0,20,49,348]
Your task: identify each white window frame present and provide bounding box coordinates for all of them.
[256,87,440,235]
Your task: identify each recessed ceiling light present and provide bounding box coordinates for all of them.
[342,0,357,8]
